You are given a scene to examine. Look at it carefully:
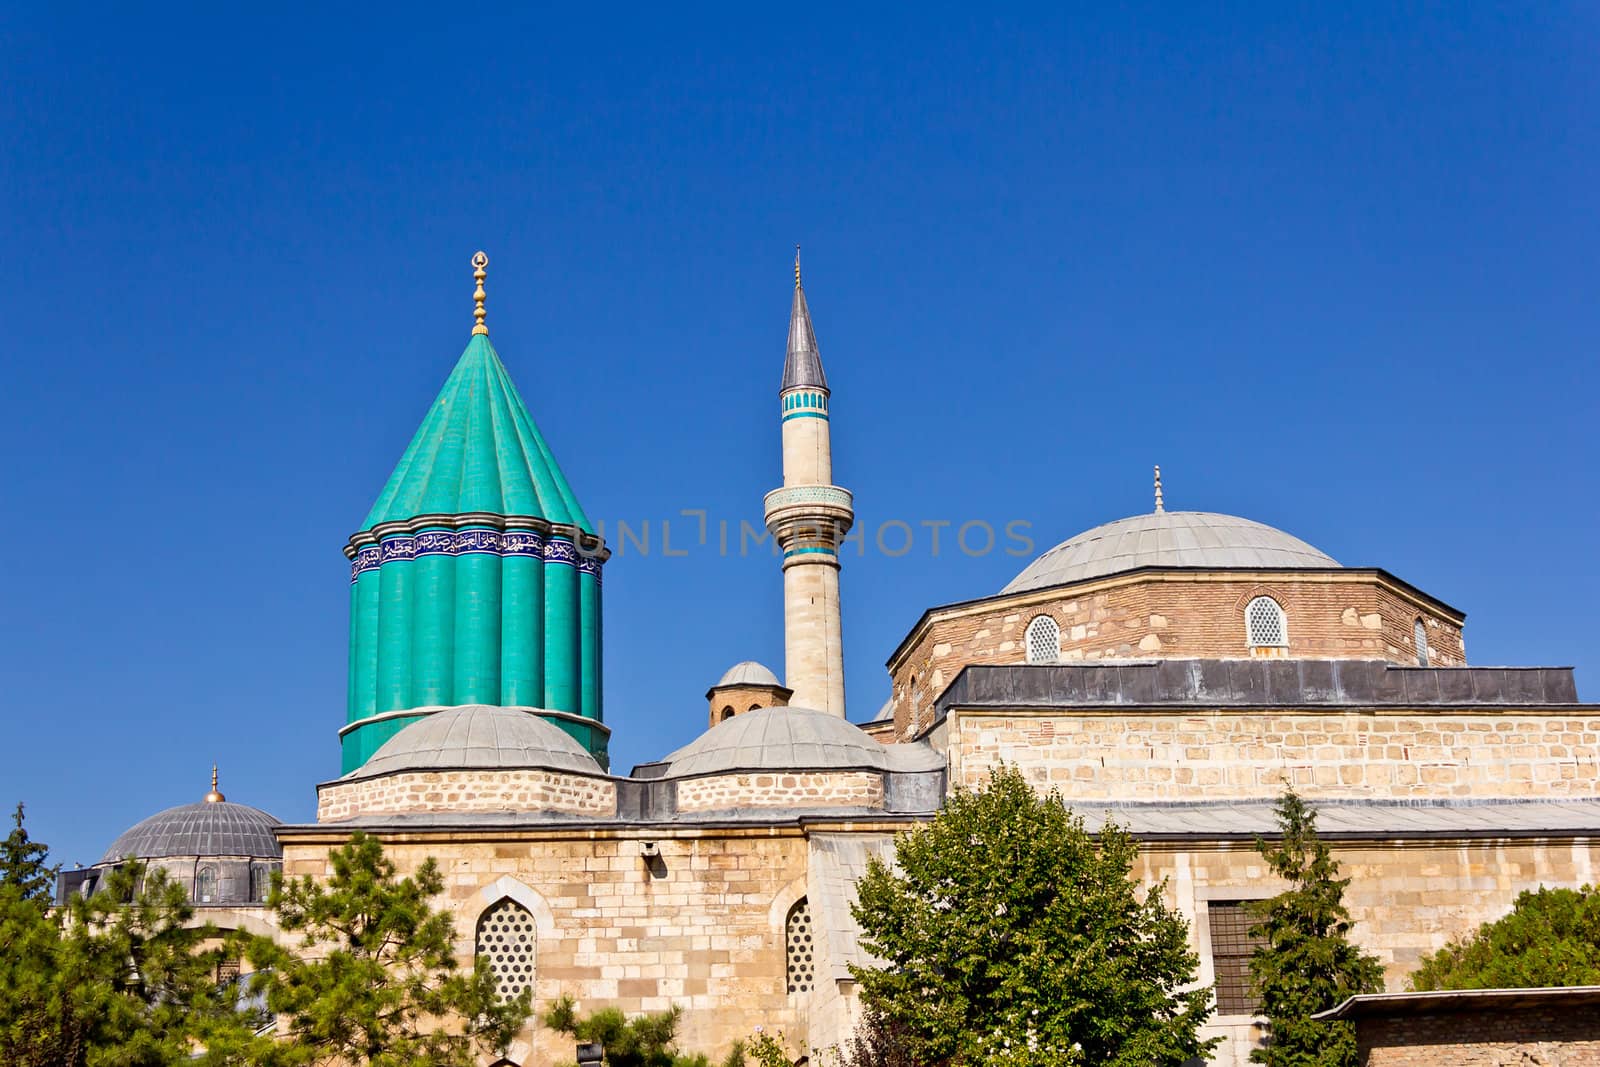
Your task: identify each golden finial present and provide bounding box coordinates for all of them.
[204,764,226,804]
[1153,465,1165,514]
[794,245,802,290]
[471,251,490,336]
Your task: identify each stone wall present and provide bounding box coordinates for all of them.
[1355,1004,1600,1066]
[316,769,617,821]
[675,771,883,813]
[888,571,1466,737]
[1136,839,1600,1066]
[279,828,812,1066]
[946,707,1600,802]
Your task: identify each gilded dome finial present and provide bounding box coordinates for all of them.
[204,764,225,804]
[471,251,490,336]
[1153,465,1165,514]
[794,245,802,290]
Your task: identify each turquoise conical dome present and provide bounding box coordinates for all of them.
[361,334,594,531]
[342,325,608,774]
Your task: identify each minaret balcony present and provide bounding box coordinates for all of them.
[763,484,855,539]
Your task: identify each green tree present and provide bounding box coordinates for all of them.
[1410,885,1600,990]
[541,995,748,1067]
[0,859,272,1067]
[0,803,56,903]
[1247,792,1384,1067]
[849,767,1217,1066]
[243,831,529,1067]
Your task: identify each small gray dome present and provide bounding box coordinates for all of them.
[353,705,602,778]
[714,661,782,688]
[1004,511,1337,593]
[101,801,281,864]
[667,706,893,777]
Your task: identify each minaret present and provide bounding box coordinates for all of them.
[763,251,854,715]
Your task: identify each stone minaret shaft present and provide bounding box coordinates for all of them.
[763,255,853,716]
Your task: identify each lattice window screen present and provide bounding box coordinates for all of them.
[1414,619,1430,666]
[1208,901,1264,1015]
[477,899,536,1002]
[1245,597,1287,648]
[1025,615,1060,664]
[786,898,815,994]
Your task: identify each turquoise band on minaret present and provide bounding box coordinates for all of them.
[340,257,610,773]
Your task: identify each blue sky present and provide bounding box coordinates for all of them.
[2,4,1595,868]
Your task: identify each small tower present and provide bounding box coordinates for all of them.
[342,253,611,772]
[706,661,792,729]
[763,252,854,715]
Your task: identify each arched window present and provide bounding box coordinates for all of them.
[476,898,536,1002]
[786,897,815,995]
[748,703,762,712]
[195,865,218,903]
[1025,614,1060,664]
[1245,596,1288,649]
[720,705,735,722]
[250,865,271,903]
[1414,618,1430,667]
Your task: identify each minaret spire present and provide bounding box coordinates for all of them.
[765,253,853,716]
[1154,465,1165,513]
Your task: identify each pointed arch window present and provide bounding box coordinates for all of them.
[786,897,815,995]
[195,865,218,903]
[1414,618,1430,667]
[1025,615,1060,664]
[477,898,536,1002]
[1245,597,1288,650]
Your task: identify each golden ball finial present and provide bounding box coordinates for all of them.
[471,251,490,336]
[204,764,226,804]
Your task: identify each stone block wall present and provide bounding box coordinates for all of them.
[888,571,1466,737]
[280,829,812,1066]
[316,769,617,821]
[1136,840,1600,1066]
[1355,1005,1600,1065]
[949,708,1600,802]
[675,771,883,813]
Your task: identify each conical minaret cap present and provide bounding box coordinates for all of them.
[781,249,828,392]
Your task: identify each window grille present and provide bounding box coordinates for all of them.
[786,898,815,995]
[1414,619,1430,667]
[195,866,217,903]
[1208,901,1264,1015]
[1245,597,1288,648]
[250,866,271,903]
[476,898,536,1002]
[1025,615,1060,664]
[217,958,241,984]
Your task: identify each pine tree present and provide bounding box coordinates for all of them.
[850,767,1218,1066]
[0,803,56,904]
[242,831,529,1066]
[0,858,274,1066]
[1248,792,1384,1067]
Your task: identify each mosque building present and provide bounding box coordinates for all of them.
[72,252,1600,1065]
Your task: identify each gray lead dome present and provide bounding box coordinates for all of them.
[1004,510,1338,593]
[100,801,282,863]
[668,706,899,777]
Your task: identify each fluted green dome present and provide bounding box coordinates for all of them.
[361,334,593,532]
[342,307,608,778]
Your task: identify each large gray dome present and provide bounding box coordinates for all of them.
[667,706,898,777]
[352,705,603,778]
[1004,511,1338,594]
[101,801,281,864]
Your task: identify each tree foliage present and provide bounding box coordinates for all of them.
[541,995,748,1067]
[1247,792,1384,1067]
[0,803,56,904]
[0,858,271,1067]
[243,831,528,1067]
[849,767,1217,1066]
[1410,884,1600,991]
